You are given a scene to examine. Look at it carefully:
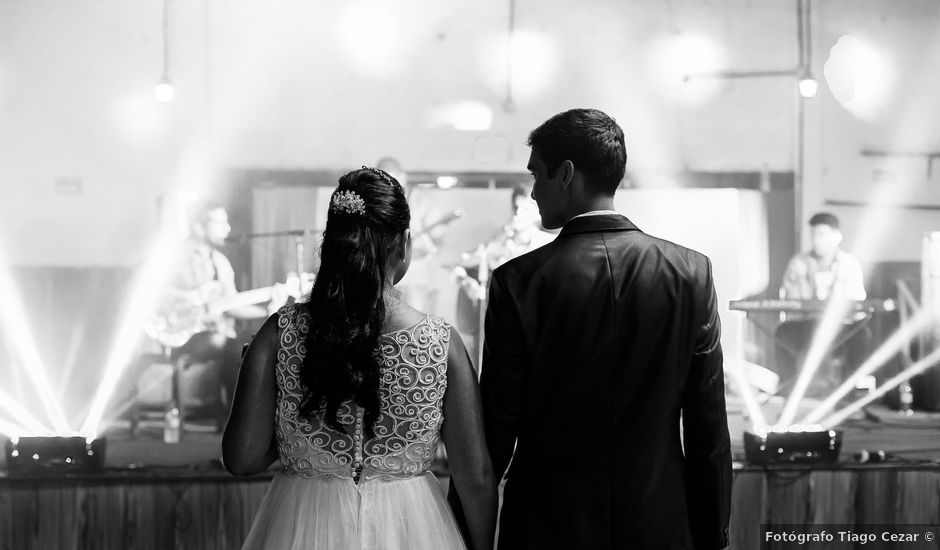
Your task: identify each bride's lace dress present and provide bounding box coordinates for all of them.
[240,304,466,550]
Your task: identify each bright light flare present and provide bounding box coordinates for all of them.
[724,359,769,429]
[799,307,934,425]
[79,231,181,438]
[428,101,493,132]
[798,77,818,98]
[823,34,893,120]
[0,388,53,435]
[335,3,405,77]
[115,93,167,141]
[154,77,175,103]
[436,176,459,190]
[820,347,940,429]
[0,247,71,434]
[777,298,853,426]
[650,33,725,106]
[0,417,34,439]
[477,29,556,102]
[508,30,555,100]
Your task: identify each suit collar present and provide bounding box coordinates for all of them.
[558,212,640,237]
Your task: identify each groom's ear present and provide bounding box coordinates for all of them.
[558,159,575,191]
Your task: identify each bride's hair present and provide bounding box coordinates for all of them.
[300,167,410,435]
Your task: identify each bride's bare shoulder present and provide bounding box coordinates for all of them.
[383,301,431,332]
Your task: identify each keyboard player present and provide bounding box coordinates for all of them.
[776,212,869,397]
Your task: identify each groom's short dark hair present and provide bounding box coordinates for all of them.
[527,108,627,196]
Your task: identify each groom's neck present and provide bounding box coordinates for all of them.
[567,195,616,219]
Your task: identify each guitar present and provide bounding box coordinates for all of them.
[414,209,463,238]
[146,274,314,348]
[450,266,487,303]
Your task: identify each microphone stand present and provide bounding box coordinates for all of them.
[234,228,320,298]
[294,237,305,297]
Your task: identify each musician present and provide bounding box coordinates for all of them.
[780,212,865,302]
[164,201,285,409]
[376,157,451,312]
[775,212,869,396]
[455,184,556,364]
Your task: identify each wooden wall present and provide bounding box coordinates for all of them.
[1,467,938,549]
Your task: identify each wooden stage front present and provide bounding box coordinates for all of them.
[2,405,939,549]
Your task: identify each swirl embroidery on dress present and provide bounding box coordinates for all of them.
[274,304,450,481]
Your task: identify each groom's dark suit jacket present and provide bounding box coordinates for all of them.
[481,213,731,550]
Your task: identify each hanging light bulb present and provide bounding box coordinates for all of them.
[798,66,818,98]
[154,77,175,103]
[154,0,174,103]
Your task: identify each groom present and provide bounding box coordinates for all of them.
[479,109,731,549]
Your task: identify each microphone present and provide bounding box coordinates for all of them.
[855,449,888,463]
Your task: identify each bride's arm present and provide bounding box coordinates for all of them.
[442,329,498,550]
[221,314,280,475]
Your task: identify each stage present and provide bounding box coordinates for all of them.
[1,405,939,549]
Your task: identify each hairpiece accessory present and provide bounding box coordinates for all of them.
[362,166,396,187]
[331,190,366,215]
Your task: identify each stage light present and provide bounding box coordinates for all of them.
[798,72,818,98]
[80,189,208,438]
[823,34,893,120]
[0,388,52,436]
[777,298,854,427]
[0,246,70,434]
[436,176,458,190]
[799,307,934,425]
[724,359,769,429]
[744,428,841,465]
[154,77,175,103]
[5,436,107,474]
[0,418,33,439]
[80,230,181,438]
[821,347,940,429]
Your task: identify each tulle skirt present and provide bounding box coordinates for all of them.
[241,471,468,550]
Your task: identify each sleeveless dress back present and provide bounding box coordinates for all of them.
[240,304,467,550]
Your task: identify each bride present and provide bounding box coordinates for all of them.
[222,166,497,550]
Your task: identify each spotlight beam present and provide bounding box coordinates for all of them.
[778,299,853,426]
[57,324,86,401]
[0,417,34,439]
[800,308,933,425]
[79,368,174,434]
[726,360,769,429]
[0,255,71,434]
[79,232,179,438]
[820,347,940,429]
[0,388,52,435]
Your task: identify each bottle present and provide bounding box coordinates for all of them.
[898,381,914,416]
[164,407,181,443]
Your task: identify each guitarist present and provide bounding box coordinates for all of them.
[377,157,461,312]
[163,201,287,409]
